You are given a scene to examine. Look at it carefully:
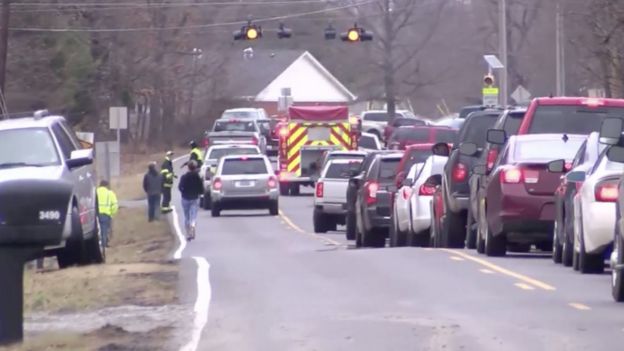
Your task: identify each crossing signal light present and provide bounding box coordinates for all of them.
[277,23,292,39]
[341,24,373,42]
[484,74,495,86]
[234,21,262,41]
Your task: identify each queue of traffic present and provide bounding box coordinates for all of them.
[199,98,624,303]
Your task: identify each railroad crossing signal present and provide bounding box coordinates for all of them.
[340,24,373,42]
[234,21,262,41]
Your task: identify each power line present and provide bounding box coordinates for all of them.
[9,0,375,32]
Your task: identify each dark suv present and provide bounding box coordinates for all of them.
[355,153,403,248]
[435,109,503,248]
[0,111,104,268]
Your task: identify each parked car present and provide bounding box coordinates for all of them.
[210,155,279,216]
[390,152,448,247]
[605,139,624,301]
[466,108,526,248]
[434,109,503,248]
[571,144,624,273]
[394,143,443,188]
[313,159,363,233]
[345,151,393,241]
[358,132,382,151]
[387,126,457,150]
[313,150,368,181]
[383,116,428,141]
[220,107,268,120]
[360,110,418,140]
[355,153,403,247]
[256,118,278,156]
[474,134,585,256]
[200,144,261,209]
[0,113,104,268]
[551,132,604,265]
[206,119,267,154]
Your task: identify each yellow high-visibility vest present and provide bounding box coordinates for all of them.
[97,186,118,217]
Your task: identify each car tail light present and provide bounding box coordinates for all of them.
[500,167,522,184]
[595,182,618,202]
[316,181,324,198]
[419,183,436,196]
[452,163,467,182]
[564,162,573,171]
[582,98,605,107]
[401,187,412,200]
[268,176,277,189]
[213,177,222,190]
[251,137,259,145]
[486,149,498,170]
[278,127,289,138]
[364,181,379,205]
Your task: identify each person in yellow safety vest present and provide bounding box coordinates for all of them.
[161,151,175,213]
[97,180,118,248]
[182,141,203,169]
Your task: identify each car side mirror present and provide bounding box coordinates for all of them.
[547,159,565,173]
[67,149,93,169]
[432,142,450,157]
[472,164,487,176]
[459,142,479,157]
[607,145,624,163]
[424,174,442,187]
[599,118,623,145]
[566,171,586,182]
[486,129,507,145]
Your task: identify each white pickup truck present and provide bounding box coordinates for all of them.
[313,158,363,233]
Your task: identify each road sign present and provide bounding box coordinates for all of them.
[511,85,531,104]
[484,55,504,69]
[109,107,128,130]
[482,86,500,106]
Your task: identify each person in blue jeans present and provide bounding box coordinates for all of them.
[178,161,204,241]
[143,162,163,222]
[97,180,118,248]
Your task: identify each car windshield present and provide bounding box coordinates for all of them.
[392,118,426,127]
[379,158,401,183]
[359,135,378,149]
[514,138,584,161]
[324,161,361,179]
[404,148,433,171]
[459,114,499,147]
[221,158,267,175]
[433,129,457,144]
[329,154,365,163]
[528,105,624,134]
[221,110,258,119]
[390,128,430,143]
[207,147,259,161]
[213,121,256,132]
[0,128,60,167]
[363,112,389,122]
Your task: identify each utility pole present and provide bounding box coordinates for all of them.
[188,48,202,120]
[0,0,10,94]
[555,0,566,96]
[498,0,508,107]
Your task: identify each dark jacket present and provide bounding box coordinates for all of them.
[178,170,204,200]
[143,169,162,196]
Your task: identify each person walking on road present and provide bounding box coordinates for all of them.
[97,180,118,248]
[182,141,204,169]
[178,160,204,241]
[161,150,175,213]
[143,162,163,222]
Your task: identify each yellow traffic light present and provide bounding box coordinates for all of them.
[347,29,360,41]
[246,27,259,40]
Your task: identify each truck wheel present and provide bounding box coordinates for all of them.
[442,209,466,248]
[211,203,221,217]
[313,208,327,233]
[355,226,363,248]
[269,201,279,216]
[346,212,356,240]
[83,218,105,264]
[612,234,624,301]
[202,193,212,210]
[279,182,289,196]
[290,184,300,196]
[465,205,477,249]
[57,206,85,269]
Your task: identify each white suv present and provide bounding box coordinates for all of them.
[360,110,416,140]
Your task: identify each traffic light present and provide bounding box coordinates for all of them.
[483,74,495,87]
[324,24,337,40]
[277,23,292,39]
[340,24,373,42]
[233,21,262,41]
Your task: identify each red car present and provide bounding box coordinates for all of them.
[476,134,586,256]
[383,117,428,142]
[394,143,435,187]
[387,126,457,150]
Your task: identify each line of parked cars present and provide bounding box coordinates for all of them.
[311,97,624,303]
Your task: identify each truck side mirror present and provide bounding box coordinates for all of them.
[547,159,565,173]
[486,129,507,145]
[67,149,93,169]
[599,118,623,145]
[607,145,624,163]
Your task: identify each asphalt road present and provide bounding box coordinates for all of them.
[174,184,624,351]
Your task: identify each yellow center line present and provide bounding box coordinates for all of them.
[479,269,494,274]
[450,256,465,261]
[279,210,341,246]
[569,303,591,311]
[440,249,556,291]
[514,282,535,291]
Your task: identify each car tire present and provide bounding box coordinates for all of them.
[552,220,563,263]
[202,193,212,210]
[578,230,604,274]
[465,205,477,249]
[390,213,406,247]
[562,209,574,267]
[346,212,356,240]
[355,225,363,248]
[612,233,624,302]
[83,217,105,265]
[484,205,506,257]
[362,227,385,248]
[290,184,300,196]
[269,201,279,216]
[313,208,327,233]
[409,230,429,247]
[442,210,466,248]
[211,203,221,217]
[279,182,289,196]
[57,206,85,269]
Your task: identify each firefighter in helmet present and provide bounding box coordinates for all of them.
[160,150,175,213]
[182,141,204,169]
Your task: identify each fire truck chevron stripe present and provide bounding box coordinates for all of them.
[288,133,308,159]
[287,150,300,166]
[330,128,350,149]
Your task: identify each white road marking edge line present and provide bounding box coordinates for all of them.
[179,257,211,351]
[172,205,186,260]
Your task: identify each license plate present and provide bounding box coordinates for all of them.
[235,180,255,187]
